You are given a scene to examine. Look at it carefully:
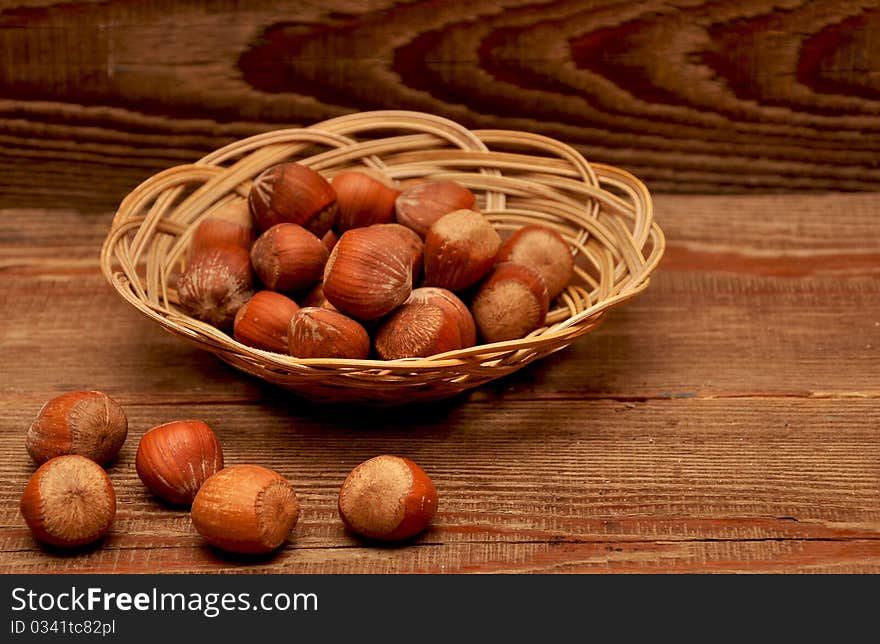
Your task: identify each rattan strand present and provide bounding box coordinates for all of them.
[100,111,665,404]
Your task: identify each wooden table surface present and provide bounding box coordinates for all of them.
[2,0,880,574]
[1,191,878,574]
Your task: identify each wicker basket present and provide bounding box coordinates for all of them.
[101,110,664,404]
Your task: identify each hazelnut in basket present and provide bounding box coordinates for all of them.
[248,162,337,236]
[322,224,418,321]
[177,243,255,330]
[250,223,328,293]
[233,290,300,354]
[331,170,401,232]
[395,179,476,237]
[471,262,550,343]
[497,225,574,300]
[423,208,502,292]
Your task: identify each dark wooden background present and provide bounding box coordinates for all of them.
[3,0,880,212]
[1,0,879,573]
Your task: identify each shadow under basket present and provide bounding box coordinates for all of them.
[101,110,665,405]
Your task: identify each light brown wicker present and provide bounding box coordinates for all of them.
[101,110,665,404]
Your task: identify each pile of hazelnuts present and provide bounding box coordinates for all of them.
[176,162,575,360]
[19,391,438,554]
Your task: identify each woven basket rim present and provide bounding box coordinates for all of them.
[100,110,665,402]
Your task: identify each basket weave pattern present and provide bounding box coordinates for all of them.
[101,111,665,404]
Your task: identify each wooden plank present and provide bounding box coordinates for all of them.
[1,399,878,573]
[2,0,880,212]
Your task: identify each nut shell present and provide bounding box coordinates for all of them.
[376,223,424,284]
[395,180,476,237]
[26,390,128,466]
[191,465,300,554]
[20,455,116,548]
[321,228,339,253]
[331,170,401,232]
[234,290,301,354]
[373,301,462,359]
[135,420,224,506]
[322,225,415,320]
[248,162,337,235]
[423,209,501,292]
[497,225,574,299]
[177,243,255,329]
[407,287,476,348]
[338,455,438,542]
[471,262,550,343]
[250,223,328,293]
[288,307,370,359]
[188,198,254,257]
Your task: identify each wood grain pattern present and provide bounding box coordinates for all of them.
[0,192,878,573]
[2,0,880,214]
[1,399,879,573]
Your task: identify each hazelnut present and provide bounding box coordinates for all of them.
[407,286,476,348]
[321,228,339,253]
[177,243,255,329]
[373,301,462,359]
[288,307,370,359]
[423,209,502,292]
[497,225,574,299]
[191,464,300,555]
[331,170,401,232]
[250,223,328,294]
[322,225,415,320]
[395,180,476,237]
[25,390,128,466]
[376,222,424,284]
[234,290,300,354]
[188,198,254,257]
[471,262,549,343]
[338,455,438,542]
[135,420,224,506]
[20,455,116,548]
[248,162,337,236]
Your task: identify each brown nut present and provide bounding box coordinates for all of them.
[395,180,476,237]
[233,290,301,354]
[376,222,424,284]
[331,170,401,232]
[177,243,255,329]
[248,162,337,236]
[321,228,339,253]
[471,262,549,343]
[423,209,502,292]
[191,464,300,555]
[373,301,462,359]
[188,198,254,257]
[135,420,224,506]
[250,223,329,294]
[20,455,116,548]
[288,307,370,359]
[248,162,336,237]
[497,225,574,300]
[338,455,438,542]
[322,225,415,320]
[407,287,476,348]
[26,390,128,466]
